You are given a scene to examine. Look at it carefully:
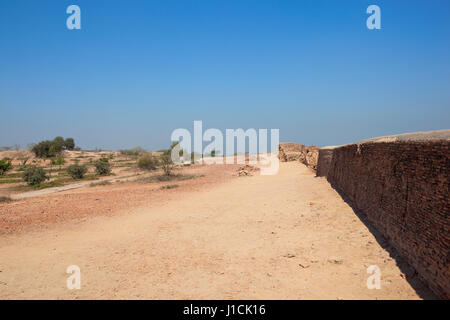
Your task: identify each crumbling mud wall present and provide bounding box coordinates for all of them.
[278,142,304,162]
[316,146,338,177]
[301,146,319,171]
[327,131,450,299]
[279,143,319,171]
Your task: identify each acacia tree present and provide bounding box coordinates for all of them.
[160,142,179,176]
[160,153,175,176]
[64,138,75,150]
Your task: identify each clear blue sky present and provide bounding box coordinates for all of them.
[1,0,449,150]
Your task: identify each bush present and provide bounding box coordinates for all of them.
[0,158,13,175]
[120,147,146,157]
[94,160,111,175]
[137,153,158,170]
[67,164,87,179]
[210,149,220,157]
[160,153,175,176]
[89,180,111,187]
[22,166,49,186]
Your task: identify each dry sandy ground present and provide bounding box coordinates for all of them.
[0,162,434,299]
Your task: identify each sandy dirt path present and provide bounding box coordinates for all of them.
[0,162,433,299]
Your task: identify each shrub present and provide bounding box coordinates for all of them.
[22,166,49,186]
[51,156,65,167]
[120,147,146,157]
[94,160,111,175]
[0,158,13,175]
[210,149,220,157]
[137,153,158,170]
[160,153,175,176]
[89,180,111,187]
[67,164,87,179]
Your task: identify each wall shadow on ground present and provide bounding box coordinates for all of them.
[329,182,438,300]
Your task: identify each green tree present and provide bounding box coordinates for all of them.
[31,137,76,158]
[0,158,13,175]
[52,136,65,151]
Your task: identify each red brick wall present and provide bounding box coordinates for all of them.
[327,141,450,299]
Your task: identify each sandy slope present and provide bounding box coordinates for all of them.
[0,162,434,299]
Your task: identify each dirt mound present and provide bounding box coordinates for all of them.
[237,165,260,176]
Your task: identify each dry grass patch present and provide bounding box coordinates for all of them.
[134,173,204,184]
[0,195,13,203]
[160,184,179,190]
[89,180,112,187]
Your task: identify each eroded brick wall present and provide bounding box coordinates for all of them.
[327,141,450,299]
[316,146,337,177]
[279,143,319,171]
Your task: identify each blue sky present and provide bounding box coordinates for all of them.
[1,0,449,150]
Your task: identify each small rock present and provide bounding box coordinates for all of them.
[298,263,310,268]
[327,257,344,265]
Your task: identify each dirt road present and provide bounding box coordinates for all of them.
[0,162,434,299]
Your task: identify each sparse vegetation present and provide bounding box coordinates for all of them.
[160,153,175,175]
[137,153,158,171]
[0,158,13,175]
[51,156,66,168]
[160,184,179,189]
[94,159,111,175]
[22,165,49,186]
[134,173,202,184]
[0,179,23,184]
[67,164,88,179]
[89,180,111,187]
[160,142,180,175]
[120,147,146,157]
